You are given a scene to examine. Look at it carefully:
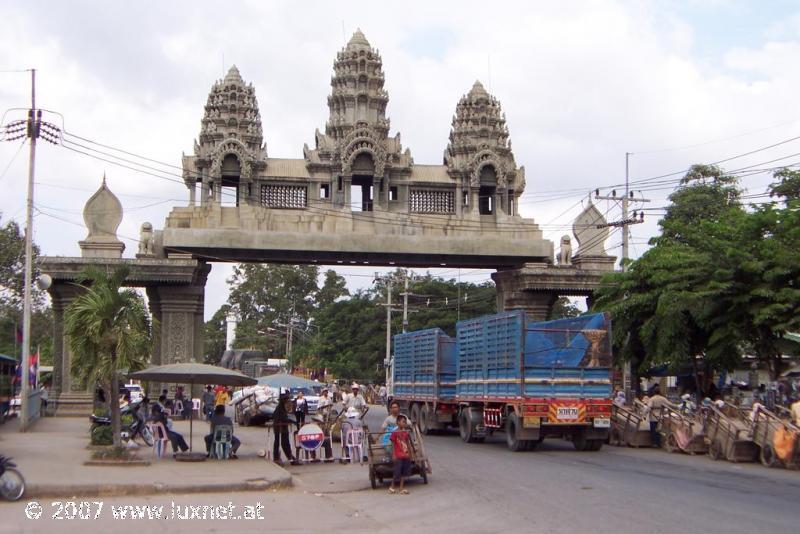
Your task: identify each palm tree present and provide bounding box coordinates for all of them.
[64,266,151,448]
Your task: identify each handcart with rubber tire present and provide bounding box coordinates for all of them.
[658,404,707,454]
[366,422,431,489]
[751,406,800,468]
[609,401,652,448]
[704,403,758,463]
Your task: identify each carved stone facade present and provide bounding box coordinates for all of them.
[166,30,552,268]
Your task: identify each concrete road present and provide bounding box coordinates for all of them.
[2,406,798,533]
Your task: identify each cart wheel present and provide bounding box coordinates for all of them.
[421,469,428,484]
[242,412,251,427]
[369,468,377,490]
[708,440,722,461]
[664,433,678,453]
[420,404,431,435]
[608,428,621,447]
[760,444,779,468]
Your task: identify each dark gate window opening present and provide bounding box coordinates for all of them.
[320,183,330,199]
[351,175,373,212]
[479,186,495,215]
[221,154,241,206]
[389,186,398,201]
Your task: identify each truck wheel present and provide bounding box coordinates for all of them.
[459,409,482,443]
[506,413,528,452]
[573,432,589,451]
[588,439,603,451]
[420,404,431,435]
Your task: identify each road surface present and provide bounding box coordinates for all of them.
[1,406,798,533]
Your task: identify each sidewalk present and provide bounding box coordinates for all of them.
[0,416,291,498]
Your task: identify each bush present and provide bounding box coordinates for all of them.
[90,424,113,445]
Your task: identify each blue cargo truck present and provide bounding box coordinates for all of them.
[392,310,613,452]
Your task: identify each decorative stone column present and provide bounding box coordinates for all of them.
[154,285,205,366]
[48,283,86,397]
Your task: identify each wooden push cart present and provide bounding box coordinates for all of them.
[366,422,431,489]
[658,405,707,455]
[704,403,758,462]
[751,406,800,468]
[609,401,652,448]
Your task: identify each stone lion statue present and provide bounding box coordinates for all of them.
[138,222,155,256]
[558,235,572,265]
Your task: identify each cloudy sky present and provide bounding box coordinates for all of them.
[2,0,800,319]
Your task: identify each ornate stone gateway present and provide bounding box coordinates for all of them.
[40,30,616,413]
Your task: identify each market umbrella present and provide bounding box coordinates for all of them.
[128,363,257,459]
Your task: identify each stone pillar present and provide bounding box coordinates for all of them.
[344,176,352,209]
[48,283,86,396]
[154,285,205,366]
[189,184,196,206]
[496,289,557,321]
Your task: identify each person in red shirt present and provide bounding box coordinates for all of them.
[389,414,413,494]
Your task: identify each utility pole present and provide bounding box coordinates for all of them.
[401,274,410,333]
[594,152,650,404]
[375,273,401,395]
[20,69,39,431]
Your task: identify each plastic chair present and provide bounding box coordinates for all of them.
[211,424,233,460]
[342,427,364,464]
[149,422,170,459]
[293,431,313,463]
[174,400,185,420]
[192,398,201,418]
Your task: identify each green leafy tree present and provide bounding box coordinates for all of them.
[548,297,582,320]
[316,269,349,309]
[227,264,319,354]
[203,304,231,364]
[593,164,746,394]
[0,214,51,369]
[64,267,151,448]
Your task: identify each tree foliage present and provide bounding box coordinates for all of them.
[0,214,51,365]
[64,266,151,447]
[208,266,496,380]
[593,164,800,391]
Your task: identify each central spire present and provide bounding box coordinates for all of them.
[326,29,390,141]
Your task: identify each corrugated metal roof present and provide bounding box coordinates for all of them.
[263,158,311,178]
[410,165,453,184]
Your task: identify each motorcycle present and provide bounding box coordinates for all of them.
[0,456,25,501]
[90,399,154,446]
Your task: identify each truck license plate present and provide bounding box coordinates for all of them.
[556,406,579,420]
[593,418,610,428]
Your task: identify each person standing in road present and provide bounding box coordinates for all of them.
[388,414,413,495]
[345,383,366,414]
[646,385,674,447]
[379,384,388,406]
[294,391,309,430]
[273,393,299,466]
